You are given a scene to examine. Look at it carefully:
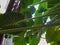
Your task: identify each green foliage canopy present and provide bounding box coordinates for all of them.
[0,0,60,45]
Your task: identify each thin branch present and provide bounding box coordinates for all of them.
[13,11,60,25]
[12,2,60,25]
[0,22,60,34]
[5,2,60,26]
[5,10,60,27]
[0,1,60,34]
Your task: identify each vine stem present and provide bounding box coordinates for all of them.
[5,2,60,26]
[0,22,60,34]
[0,1,60,34]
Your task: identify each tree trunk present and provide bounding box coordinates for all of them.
[6,0,21,13]
[6,0,15,12]
[0,34,3,45]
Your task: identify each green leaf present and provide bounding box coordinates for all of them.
[28,35,40,45]
[13,31,27,45]
[34,2,48,26]
[34,11,43,26]
[21,0,33,8]
[46,27,60,43]
[27,6,36,14]
[51,41,60,45]
[46,27,56,43]
[37,2,48,13]
[39,2,48,9]
[33,0,41,4]
[14,37,27,45]
[19,0,33,14]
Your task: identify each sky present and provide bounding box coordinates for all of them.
[0,0,50,45]
[38,33,50,45]
[0,0,10,14]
